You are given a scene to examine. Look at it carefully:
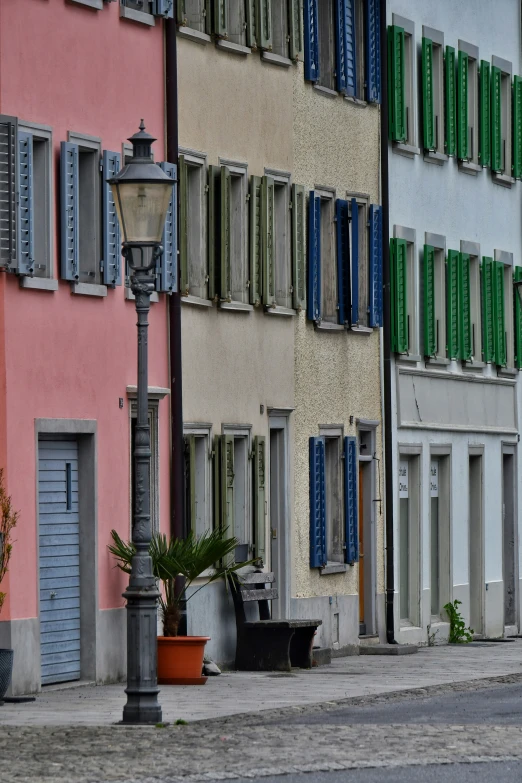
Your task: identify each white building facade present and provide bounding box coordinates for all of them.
[387,0,522,644]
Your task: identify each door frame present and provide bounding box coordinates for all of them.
[35,419,97,684]
[357,420,378,636]
[502,441,518,633]
[468,445,485,637]
[268,409,292,620]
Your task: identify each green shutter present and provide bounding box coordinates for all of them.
[491,65,502,172]
[445,46,457,156]
[253,435,266,565]
[458,252,472,361]
[208,165,221,302]
[179,155,189,296]
[479,60,491,167]
[514,267,522,368]
[256,0,272,51]
[249,175,262,306]
[390,237,408,354]
[262,175,276,308]
[446,250,459,359]
[185,435,196,533]
[513,75,522,179]
[493,260,506,366]
[291,183,306,311]
[246,0,257,48]
[481,256,495,363]
[220,165,231,301]
[213,0,227,37]
[289,0,303,61]
[221,434,234,548]
[176,0,185,25]
[423,244,436,357]
[457,50,469,160]
[388,26,406,143]
[422,38,435,151]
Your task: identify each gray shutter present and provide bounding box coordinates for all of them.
[256,0,272,51]
[0,115,18,271]
[60,141,79,282]
[178,155,188,295]
[221,434,235,565]
[261,175,276,308]
[246,0,257,48]
[220,165,231,300]
[289,0,304,61]
[253,435,267,565]
[213,0,227,37]
[186,434,196,534]
[208,164,221,301]
[157,161,178,293]
[291,183,306,311]
[249,174,262,306]
[152,0,174,17]
[18,131,34,276]
[102,150,122,287]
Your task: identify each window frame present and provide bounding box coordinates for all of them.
[429,445,452,623]
[458,40,480,174]
[460,240,483,367]
[222,423,253,556]
[315,186,340,329]
[398,448,421,628]
[422,26,447,164]
[180,147,209,304]
[348,192,370,330]
[218,158,250,310]
[393,225,418,359]
[491,55,514,186]
[264,167,293,313]
[120,0,156,26]
[184,423,213,539]
[422,232,446,363]
[391,14,419,157]
[319,425,346,570]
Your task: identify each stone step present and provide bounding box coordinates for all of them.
[360,643,418,656]
[312,647,332,666]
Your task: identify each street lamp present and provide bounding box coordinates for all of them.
[109,121,174,725]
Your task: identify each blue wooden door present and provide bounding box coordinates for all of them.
[38,439,80,685]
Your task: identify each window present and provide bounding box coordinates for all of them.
[177,0,209,33]
[398,454,420,626]
[318,191,337,323]
[388,16,416,149]
[460,241,481,364]
[354,0,365,98]
[129,400,160,534]
[309,434,358,570]
[481,250,514,368]
[120,0,153,14]
[317,0,335,91]
[421,233,445,360]
[421,27,445,158]
[214,0,248,47]
[184,425,212,537]
[491,56,513,183]
[457,41,479,169]
[350,196,368,327]
[271,1,289,58]
[78,145,101,285]
[0,116,53,282]
[429,453,451,620]
[179,151,208,301]
[390,226,416,355]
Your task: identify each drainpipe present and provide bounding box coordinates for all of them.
[165,18,187,633]
[380,0,397,644]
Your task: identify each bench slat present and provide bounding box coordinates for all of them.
[239,572,276,584]
[240,587,278,601]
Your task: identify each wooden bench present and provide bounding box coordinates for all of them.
[228,571,322,672]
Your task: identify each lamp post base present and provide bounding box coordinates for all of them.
[122,689,163,725]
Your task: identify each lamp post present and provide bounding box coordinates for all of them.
[108,121,174,725]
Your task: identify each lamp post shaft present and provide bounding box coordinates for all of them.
[122,264,162,725]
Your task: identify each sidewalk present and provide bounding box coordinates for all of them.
[1,640,522,727]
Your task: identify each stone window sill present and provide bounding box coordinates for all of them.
[320,563,347,575]
[219,300,253,312]
[264,305,295,317]
[425,357,450,367]
[177,25,211,45]
[492,172,515,188]
[396,353,422,364]
[424,150,448,165]
[315,321,345,332]
[20,277,58,292]
[71,282,107,297]
[393,142,420,158]
[261,52,293,68]
[462,360,486,371]
[459,160,481,176]
[498,366,517,378]
[216,39,251,56]
[69,0,103,8]
[344,95,367,107]
[351,326,373,335]
[125,287,159,303]
[313,84,338,99]
[181,294,213,307]
[120,6,155,26]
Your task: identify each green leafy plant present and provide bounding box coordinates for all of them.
[0,469,18,615]
[109,528,250,637]
[443,599,474,643]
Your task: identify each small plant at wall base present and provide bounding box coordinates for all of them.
[0,469,18,616]
[443,599,474,644]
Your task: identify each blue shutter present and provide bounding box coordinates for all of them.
[365,0,381,103]
[152,0,174,17]
[156,162,178,293]
[18,131,34,276]
[350,198,359,326]
[102,150,121,287]
[335,0,356,96]
[344,436,358,564]
[303,0,319,82]
[336,198,351,326]
[307,191,321,322]
[368,204,383,327]
[60,141,79,282]
[309,437,326,568]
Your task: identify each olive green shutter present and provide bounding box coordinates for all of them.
[221,434,234,545]
[220,165,231,301]
[459,252,472,361]
[213,435,221,530]
[249,175,262,306]
[423,244,436,357]
[246,0,257,48]
[481,256,495,363]
[457,50,469,160]
[422,38,435,151]
[514,267,522,368]
[388,26,406,143]
[256,0,272,51]
[291,183,306,311]
[479,60,491,167]
[213,0,227,37]
[491,66,502,172]
[176,1,185,25]
[493,261,506,366]
[178,155,189,296]
[513,75,522,179]
[262,175,276,308]
[185,434,196,533]
[253,436,267,565]
[208,164,221,301]
[446,250,459,359]
[390,237,408,354]
[289,0,303,61]
[445,46,457,156]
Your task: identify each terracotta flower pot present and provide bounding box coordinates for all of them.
[157,636,210,685]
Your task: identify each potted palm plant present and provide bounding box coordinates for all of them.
[0,469,18,703]
[109,527,247,684]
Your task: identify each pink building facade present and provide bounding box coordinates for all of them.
[0,0,172,695]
